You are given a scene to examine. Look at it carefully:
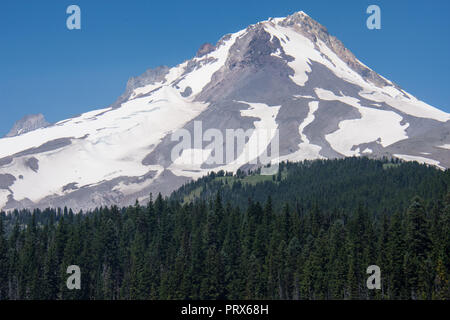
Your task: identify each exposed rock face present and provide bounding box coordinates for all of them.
[25,157,39,172]
[110,65,170,107]
[279,11,390,88]
[0,174,16,189]
[196,43,215,57]
[6,114,49,137]
[0,11,448,212]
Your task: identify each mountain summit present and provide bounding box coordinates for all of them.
[5,113,49,138]
[0,11,449,211]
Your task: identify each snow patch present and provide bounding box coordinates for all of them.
[177,30,245,96]
[359,90,450,122]
[271,48,282,58]
[280,101,324,162]
[170,101,281,178]
[264,24,319,86]
[316,88,409,156]
[0,190,9,208]
[394,154,444,170]
[293,94,315,99]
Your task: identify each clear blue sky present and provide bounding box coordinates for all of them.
[1,0,449,136]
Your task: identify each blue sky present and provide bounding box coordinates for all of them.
[0,0,449,136]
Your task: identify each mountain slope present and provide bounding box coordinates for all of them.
[0,11,449,211]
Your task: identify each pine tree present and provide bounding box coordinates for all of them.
[43,241,58,300]
[327,220,347,299]
[266,228,283,299]
[376,213,390,299]
[387,211,405,299]
[404,196,431,299]
[7,222,21,299]
[346,205,368,299]
[442,193,450,277]
[19,213,40,299]
[434,257,449,300]
[0,215,8,300]
[200,195,225,299]
[129,230,148,299]
[275,240,287,299]
[222,207,243,299]
[286,236,301,299]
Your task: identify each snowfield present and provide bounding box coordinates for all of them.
[264,18,450,124]
[0,85,209,206]
[177,30,246,96]
[316,88,409,157]
[359,90,450,122]
[169,101,281,177]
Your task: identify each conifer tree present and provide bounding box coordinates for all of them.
[387,211,405,299]
[0,215,8,300]
[43,241,58,300]
[404,197,431,299]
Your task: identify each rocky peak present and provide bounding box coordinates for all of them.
[6,114,49,137]
[276,11,390,88]
[110,65,170,108]
[196,43,215,57]
[126,65,170,92]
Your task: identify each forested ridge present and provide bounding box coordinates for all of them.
[0,158,449,300]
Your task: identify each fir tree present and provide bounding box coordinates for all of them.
[404,197,431,299]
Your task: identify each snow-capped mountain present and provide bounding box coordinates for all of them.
[0,11,449,211]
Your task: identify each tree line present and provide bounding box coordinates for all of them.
[0,158,449,300]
